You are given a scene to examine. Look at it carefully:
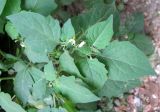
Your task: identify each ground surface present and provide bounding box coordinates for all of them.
[114,0,160,112]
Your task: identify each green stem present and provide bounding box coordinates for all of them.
[0,76,15,81]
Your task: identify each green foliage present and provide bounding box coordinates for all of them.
[0,0,21,33]
[117,12,154,55]
[32,79,46,100]
[77,58,108,89]
[59,50,81,77]
[100,41,155,81]
[0,18,5,33]
[23,0,57,16]
[85,15,113,49]
[5,22,19,40]
[1,0,21,16]
[0,92,26,112]
[55,76,100,103]
[0,0,6,15]
[129,33,154,55]
[72,1,120,34]
[98,79,141,97]
[14,68,34,105]
[44,61,57,81]
[57,0,75,5]
[0,0,155,112]
[61,19,75,42]
[7,11,60,63]
[125,12,144,33]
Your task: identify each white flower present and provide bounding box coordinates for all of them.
[68,39,76,45]
[20,42,25,47]
[78,41,86,48]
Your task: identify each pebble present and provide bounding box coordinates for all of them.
[155,64,160,75]
[8,69,15,75]
[114,99,121,106]
[134,97,141,107]
[123,0,128,3]
[152,94,157,99]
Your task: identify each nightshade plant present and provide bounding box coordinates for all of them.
[0,0,155,112]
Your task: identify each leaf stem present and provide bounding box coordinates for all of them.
[0,76,15,81]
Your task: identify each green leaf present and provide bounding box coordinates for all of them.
[55,76,100,103]
[112,9,120,34]
[98,79,141,97]
[0,17,5,33]
[61,19,75,42]
[38,107,68,112]
[27,108,37,112]
[32,79,46,100]
[27,99,46,110]
[1,0,21,16]
[72,3,117,33]
[44,61,57,81]
[85,15,113,49]
[13,61,27,72]
[83,0,104,9]
[23,0,57,16]
[129,33,154,56]
[100,41,155,81]
[77,102,97,110]
[0,0,6,15]
[24,49,49,63]
[51,107,68,112]
[125,12,144,33]
[5,22,19,40]
[104,0,116,4]
[61,97,77,112]
[0,92,26,112]
[29,66,44,82]
[59,50,81,77]
[80,110,102,112]
[77,58,108,89]
[14,62,44,104]
[0,61,6,70]
[0,0,21,33]
[58,0,75,5]
[55,9,71,22]
[38,107,50,112]
[75,44,92,57]
[0,51,18,70]
[14,69,34,105]
[46,16,61,42]
[7,11,60,63]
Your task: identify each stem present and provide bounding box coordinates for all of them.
[11,95,16,100]
[53,94,56,108]
[0,76,15,81]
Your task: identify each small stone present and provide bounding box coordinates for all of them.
[134,97,141,107]
[134,88,139,96]
[152,94,157,99]
[8,69,15,75]
[149,76,157,81]
[123,0,128,3]
[114,99,121,106]
[144,12,148,16]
